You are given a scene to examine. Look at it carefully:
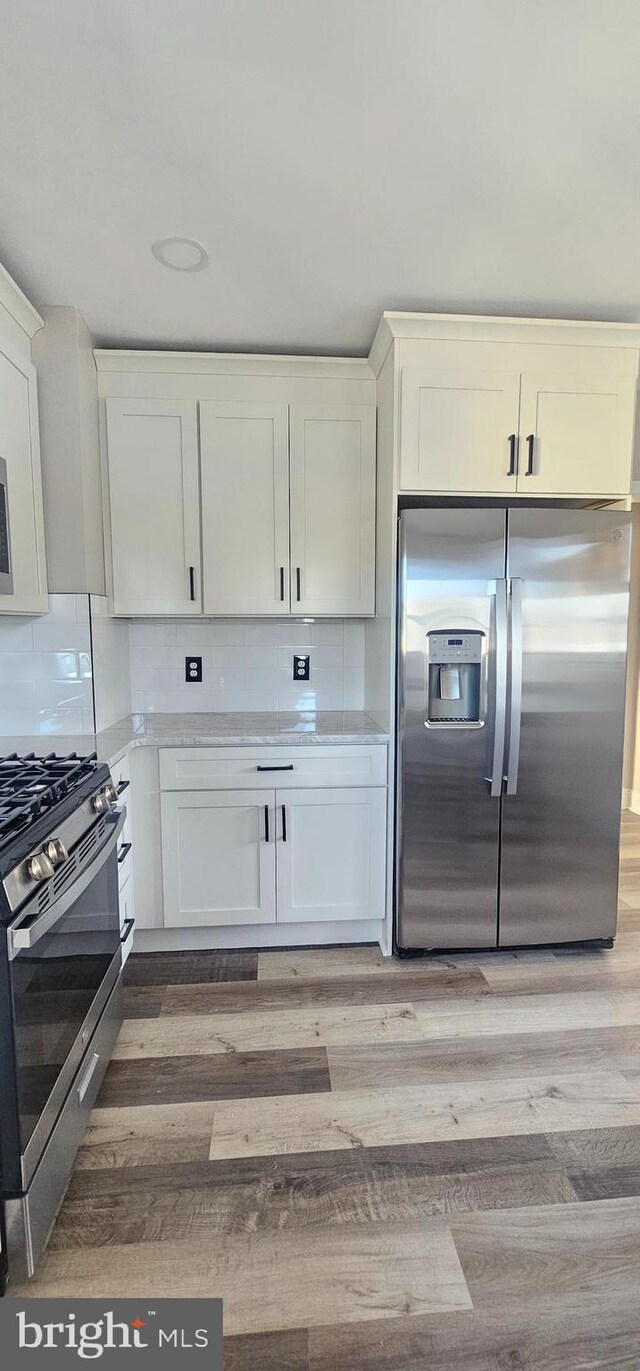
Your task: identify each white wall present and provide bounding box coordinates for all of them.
[90,595,131,731]
[128,619,365,714]
[0,594,94,735]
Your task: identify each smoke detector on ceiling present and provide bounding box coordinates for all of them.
[151,236,209,272]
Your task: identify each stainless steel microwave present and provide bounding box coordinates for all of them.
[0,457,13,594]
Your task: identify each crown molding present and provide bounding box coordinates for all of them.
[0,262,43,338]
[94,348,374,380]
[371,310,640,352]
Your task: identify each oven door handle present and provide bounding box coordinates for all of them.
[8,809,126,959]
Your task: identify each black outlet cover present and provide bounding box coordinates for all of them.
[185,656,203,683]
[293,654,310,681]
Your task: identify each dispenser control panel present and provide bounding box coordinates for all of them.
[426,629,484,725]
[428,633,483,664]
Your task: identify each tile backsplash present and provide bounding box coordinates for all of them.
[0,606,366,734]
[129,619,365,714]
[0,595,95,735]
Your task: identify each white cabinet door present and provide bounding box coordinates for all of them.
[161,789,277,928]
[105,399,201,615]
[518,374,636,495]
[0,349,48,613]
[276,787,386,923]
[289,404,376,615]
[400,368,521,493]
[200,401,290,615]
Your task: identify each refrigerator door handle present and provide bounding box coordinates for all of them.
[506,577,523,795]
[488,578,508,797]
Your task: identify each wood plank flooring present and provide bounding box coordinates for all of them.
[10,811,640,1369]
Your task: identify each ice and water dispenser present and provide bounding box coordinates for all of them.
[426,630,484,725]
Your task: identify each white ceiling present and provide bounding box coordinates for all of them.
[1,0,639,354]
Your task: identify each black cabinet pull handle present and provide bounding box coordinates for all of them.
[264,804,270,843]
[119,916,135,944]
[279,566,285,601]
[256,764,294,772]
[116,779,130,795]
[296,567,301,602]
[189,565,196,601]
[525,434,535,476]
[507,434,518,476]
[282,804,287,842]
[117,842,132,865]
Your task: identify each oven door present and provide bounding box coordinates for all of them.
[0,455,13,595]
[6,807,125,1189]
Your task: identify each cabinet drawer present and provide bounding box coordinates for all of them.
[159,745,387,792]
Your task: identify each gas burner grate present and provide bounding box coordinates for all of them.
[0,752,99,842]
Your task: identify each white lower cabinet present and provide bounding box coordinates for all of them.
[161,789,277,928]
[276,787,386,924]
[159,752,387,932]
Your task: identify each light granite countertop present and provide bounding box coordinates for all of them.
[0,711,389,769]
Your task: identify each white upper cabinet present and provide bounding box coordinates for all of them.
[400,368,521,493]
[0,347,48,614]
[100,366,377,617]
[383,316,640,498]
[518,373,637,496]
[105,398,201,615]
[200,401,290,615]
[289,404,376,615]
[400,361,637,497]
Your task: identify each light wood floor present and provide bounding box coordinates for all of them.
[12,813,640,1368]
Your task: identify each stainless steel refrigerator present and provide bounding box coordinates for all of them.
[395,506,631,952]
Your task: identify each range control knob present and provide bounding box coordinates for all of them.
[27,851,55,883]
[91,791,111,816]
[44,838,68,867]
[104,783,118,806]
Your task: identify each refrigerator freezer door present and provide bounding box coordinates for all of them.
[396,508,507,950]
[500,508,630,947]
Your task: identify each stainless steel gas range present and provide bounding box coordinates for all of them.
[0,752,128,1288]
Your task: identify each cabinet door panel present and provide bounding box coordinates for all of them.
[200,401,290,615]
[105,399,201,614]
[161,790,276,928]
[400,368,520,493]
[518,374,635,495]
[0,350,48,613]
[276,787,386,923]
[289,404,376,616]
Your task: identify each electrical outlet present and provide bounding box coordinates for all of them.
[185,656,203,683]
[293,654,310,681]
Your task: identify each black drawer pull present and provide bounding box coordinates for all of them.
[282,804,287,842]
[116,779,130,795]
[525,434,535,476]
[120,917,135,944]
[117,842,132,865]
[279,566,285,601]
[256,764,294,772]
[264,804,270,843]
[507,433,517,476]
[296,567,301,601]
[189,565,196,601]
